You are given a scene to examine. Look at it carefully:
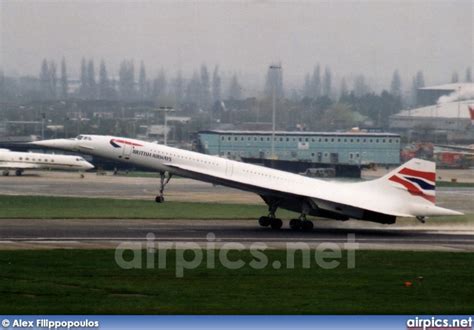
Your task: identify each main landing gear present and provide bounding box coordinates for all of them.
[258,198,314,231]
[258,198,283,229]
[155,171,172,203]
[289,215,314,231]
[289,201,314,231]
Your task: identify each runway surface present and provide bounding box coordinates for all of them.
[0,171,473,213]
[0,171,472,252]
[0,219,473,252]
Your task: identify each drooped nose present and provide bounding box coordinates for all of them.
[85,161,95,170]
[30,138,79,151]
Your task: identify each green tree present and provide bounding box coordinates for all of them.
[87,59,96,99]
[119,60,135,100]
[60,57,68,99]
[138,61,147,100]
[79,58,88,99]
[353,75,370,97]
[311,64,321,98]
[212,66,221,103]
[200,64,211,109]
[39,59,50,99]
[173,70,184,107]
[322,66,332,97]
[465,67,472,82]
[339,77,348,100]
[390,69,401,97]
[451,71,459,83]
[228,74,242,100]
[152,69,167,102]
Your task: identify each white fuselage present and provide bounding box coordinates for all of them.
[0,149,94,173]
[31,135,462,220]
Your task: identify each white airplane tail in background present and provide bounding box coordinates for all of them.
[379,158,436,204]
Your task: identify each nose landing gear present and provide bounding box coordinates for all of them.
[155,171,172,203]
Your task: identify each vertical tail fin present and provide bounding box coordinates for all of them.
[379,158,436,203]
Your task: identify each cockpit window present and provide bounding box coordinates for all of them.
[76,135,83,140]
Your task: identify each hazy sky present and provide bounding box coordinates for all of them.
[1,0,473,90]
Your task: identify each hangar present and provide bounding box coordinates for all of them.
[197,130,401,177]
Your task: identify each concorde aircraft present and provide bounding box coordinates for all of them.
[32,135,462,230]
[0,148,94,176]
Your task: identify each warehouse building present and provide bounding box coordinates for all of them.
[197,130,401,177]
[416,83,473,106]
[390,100,474,142]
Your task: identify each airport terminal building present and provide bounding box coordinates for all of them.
[197,130,401,177]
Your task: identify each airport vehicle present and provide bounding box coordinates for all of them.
[0,148,94,176]
[32,135,462,230]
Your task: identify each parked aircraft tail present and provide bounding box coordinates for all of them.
[469,105,474,125]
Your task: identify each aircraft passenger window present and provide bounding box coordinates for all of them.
[350,139,353,143]
[382,139,386,143]
[331,138,334,142]
[389,139,392,143]
[26,158,29,161]
[19,157,22,160]
[337,139,341,142]
[376,139,379,143]
[356,139,360,143]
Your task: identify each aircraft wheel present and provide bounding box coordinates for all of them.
[289,219,302,230]
[15,169,23,176]
[301,220,314,231]
[2,170,9,176]
[258,216,271,227]
[270,218,283,230]
[155,196,164,203]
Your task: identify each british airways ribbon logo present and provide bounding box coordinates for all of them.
[109,139,143,148]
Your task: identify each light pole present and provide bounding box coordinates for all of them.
[159,106,174,146]
[269,64,281,159]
